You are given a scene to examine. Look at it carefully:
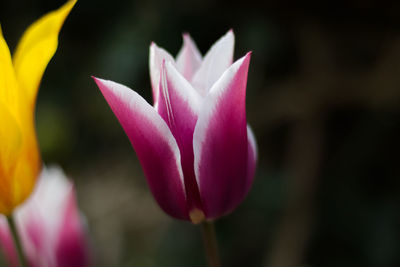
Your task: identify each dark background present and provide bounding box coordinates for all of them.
[1,0,400,266]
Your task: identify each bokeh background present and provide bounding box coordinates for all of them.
[1,0,400,266]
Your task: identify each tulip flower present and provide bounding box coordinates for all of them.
[94,30,257,224]
[0,0,76,215]
[0,166,91,267]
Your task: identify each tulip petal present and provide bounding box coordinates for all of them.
[13,166,89,266]
[0,29,23,194]
[56,187,89,267]
[0,103,22,215]
[193,53,251,218]
[94,77,188,219]
[245,125,257,197]
[17,166,72,236]
[12,0,76,107]
[191,30,234,96]
[157,61,203,211]
[15,166,71,264]
[157,61,202,127]
[0,26,21,117]
[175,34,202,82]
[149,43,175,106]
[0,218,19,267]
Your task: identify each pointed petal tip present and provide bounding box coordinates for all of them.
[216,29,234,44]
[229,51,251,72]
[12,0,77,106]
[234,51,252,68]
[243,51,252,64]
[182,32,192,42]
[149,42,158,53]
[68,0,78,7]
[55,0,77,14]
[226,29,235,38]
[149,43,155,54]
[92,77,121,98]
[92,76,104,88]
[150,41,162,50]
[92,76,104,86]
[58,0,78,21]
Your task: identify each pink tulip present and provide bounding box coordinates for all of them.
[93,30,257,223]
[0,167,90,267]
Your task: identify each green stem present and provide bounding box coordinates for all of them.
[200,221,221,267]
[7,215,27,267]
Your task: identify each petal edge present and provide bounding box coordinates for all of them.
[193,53,251,218]
[93,77,188,219]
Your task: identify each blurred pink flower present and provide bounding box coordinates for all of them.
[93,30,257,223]
[0,166,90,267]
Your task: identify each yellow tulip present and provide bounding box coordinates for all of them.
[0,0,76,215]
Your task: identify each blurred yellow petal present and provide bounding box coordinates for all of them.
[0,0,76,215]
[0,102,22,215]
[0,26,21,118]
[13,0,77,107]
[10,126,40,215]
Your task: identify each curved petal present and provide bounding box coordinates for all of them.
[191,30,234,96]
[56,186,90,267]
[157,61,203,212]
[0,26,21,117]
[12,0,76,107]
[149,43,175,106]
[11,166,90,266]
[16,166,73,238]
[175,34,202,82]
[193,53,251,219]
[244,125,257,197]
[0,102,22,215]
[15,166,72,261]
[157,61,202,125]
[93,77,188,219]
[0,218,19,266]
[1,26,41,216]
[10,128,41,218]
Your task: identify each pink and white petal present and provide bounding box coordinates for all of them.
[93,78,188,220]
[193,53,251,219]
[175,34,202,81]
[149,43,175,106]
[18,213,47,265]
[244,125,257,197]
[157,60,202,127]
[15,166,74,266]
[191,30,235,96]
[157,61,203,211]
[56,187,90,267]
[0,218,19,267]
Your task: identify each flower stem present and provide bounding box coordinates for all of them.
[200,221,221,267]
[7,215,27,267]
